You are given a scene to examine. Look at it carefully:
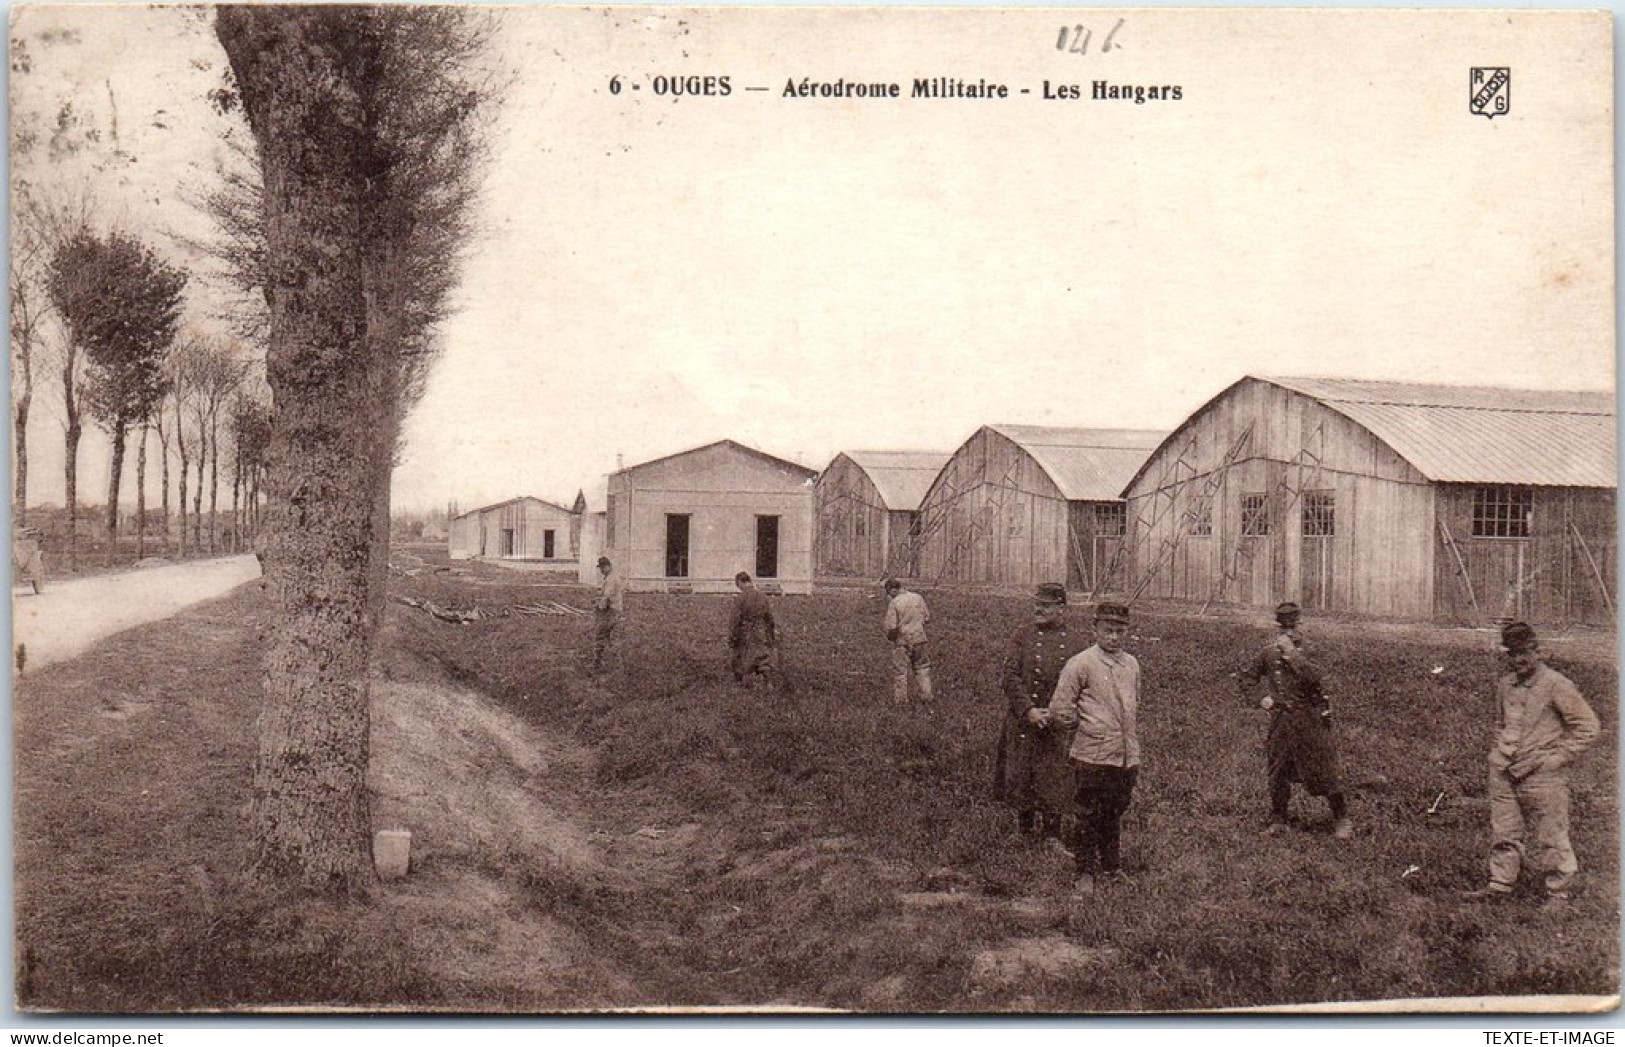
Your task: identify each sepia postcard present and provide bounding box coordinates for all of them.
[7,4,1617,1020]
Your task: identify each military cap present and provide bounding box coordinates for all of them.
[1035,582,1067,605]
[1274,601,1301,623]
[735,571,752,584]
[883,577,902,591]
[1094,601,1131,624]
[1499,621,1538,653]
[597,556,612,568]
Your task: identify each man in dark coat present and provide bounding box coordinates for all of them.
[1239,601,1352,839]
[995,582,1088,839]
[729,571,780,689]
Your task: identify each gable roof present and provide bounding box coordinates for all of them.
[985,425,1167,501]
[1263,376,1616,488]
[455,495,574,520]
[837,450,952,511]
[616,439,818,482]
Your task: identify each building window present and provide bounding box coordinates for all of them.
[1095,503,1126,538]
[1473,485,1533,538]
[1007,501,1025,537]
[1301,491,1335,537]
[1187,501,1213,537]
[543,529,556,558]
[855,511,867,537]
[665,514,690,577]
[1240,494,1270,537]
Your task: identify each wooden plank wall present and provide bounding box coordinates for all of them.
[1435,484,1616,624]
[1126,379,1437,618]
[916,428,1068,586]
[886,510,920,577]
[814,456,889,577]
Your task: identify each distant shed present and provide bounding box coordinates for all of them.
[606,439,818,594]
[914,425,1166,591]
[448,496,579,562]
[815,449,949,578]
[1121,376,1617,623]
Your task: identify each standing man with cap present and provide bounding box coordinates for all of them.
[728,571,780,690]
[591,556,626,674]
[883,578,933,704]
[996,582,1088,840]
[1239,601,1353,839]
[1048,600,1141,894]
[1465,621,1599,903]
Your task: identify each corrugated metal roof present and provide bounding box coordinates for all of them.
[840,450,951,511]
[987,425,1167,501]
[1264,376,1617,487]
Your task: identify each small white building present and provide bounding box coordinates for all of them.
[606,440,818,594]
[448,496,580,563]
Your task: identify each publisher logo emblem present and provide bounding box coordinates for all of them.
[1470,67,1510,119]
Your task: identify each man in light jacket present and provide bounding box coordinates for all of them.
[591,556,626,673]
[883,578,933,703]
[1465,621,1600,903]
[1048,601,1140,895]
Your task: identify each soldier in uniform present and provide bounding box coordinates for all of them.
[1464,621,1600,904]
[1239,601,1352,839]
[995,582,1088,840]
[591,556,626,674]
[728,571,780,690]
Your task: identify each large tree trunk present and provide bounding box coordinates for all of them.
[218,6,380,892]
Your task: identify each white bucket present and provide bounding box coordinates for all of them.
[373,828,412,880]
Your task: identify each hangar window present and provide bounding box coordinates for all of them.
[1095,503,1126,538]
[1240,494,1270,537]
[1301,491,1335,537]
[1472,486,1533,538]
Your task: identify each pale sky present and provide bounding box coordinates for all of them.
[11,6,1617,515]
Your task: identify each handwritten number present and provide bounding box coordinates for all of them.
[1055,18,1124,55]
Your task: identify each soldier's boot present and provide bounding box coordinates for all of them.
[914,666,935,703]
[1329,793,1353,840]
[1265,777,1292,832]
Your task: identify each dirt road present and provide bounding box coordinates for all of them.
[12,554,262,672]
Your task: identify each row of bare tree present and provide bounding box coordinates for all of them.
[9,189,274,565]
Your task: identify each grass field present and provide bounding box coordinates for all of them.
[12,560,1619,1012]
